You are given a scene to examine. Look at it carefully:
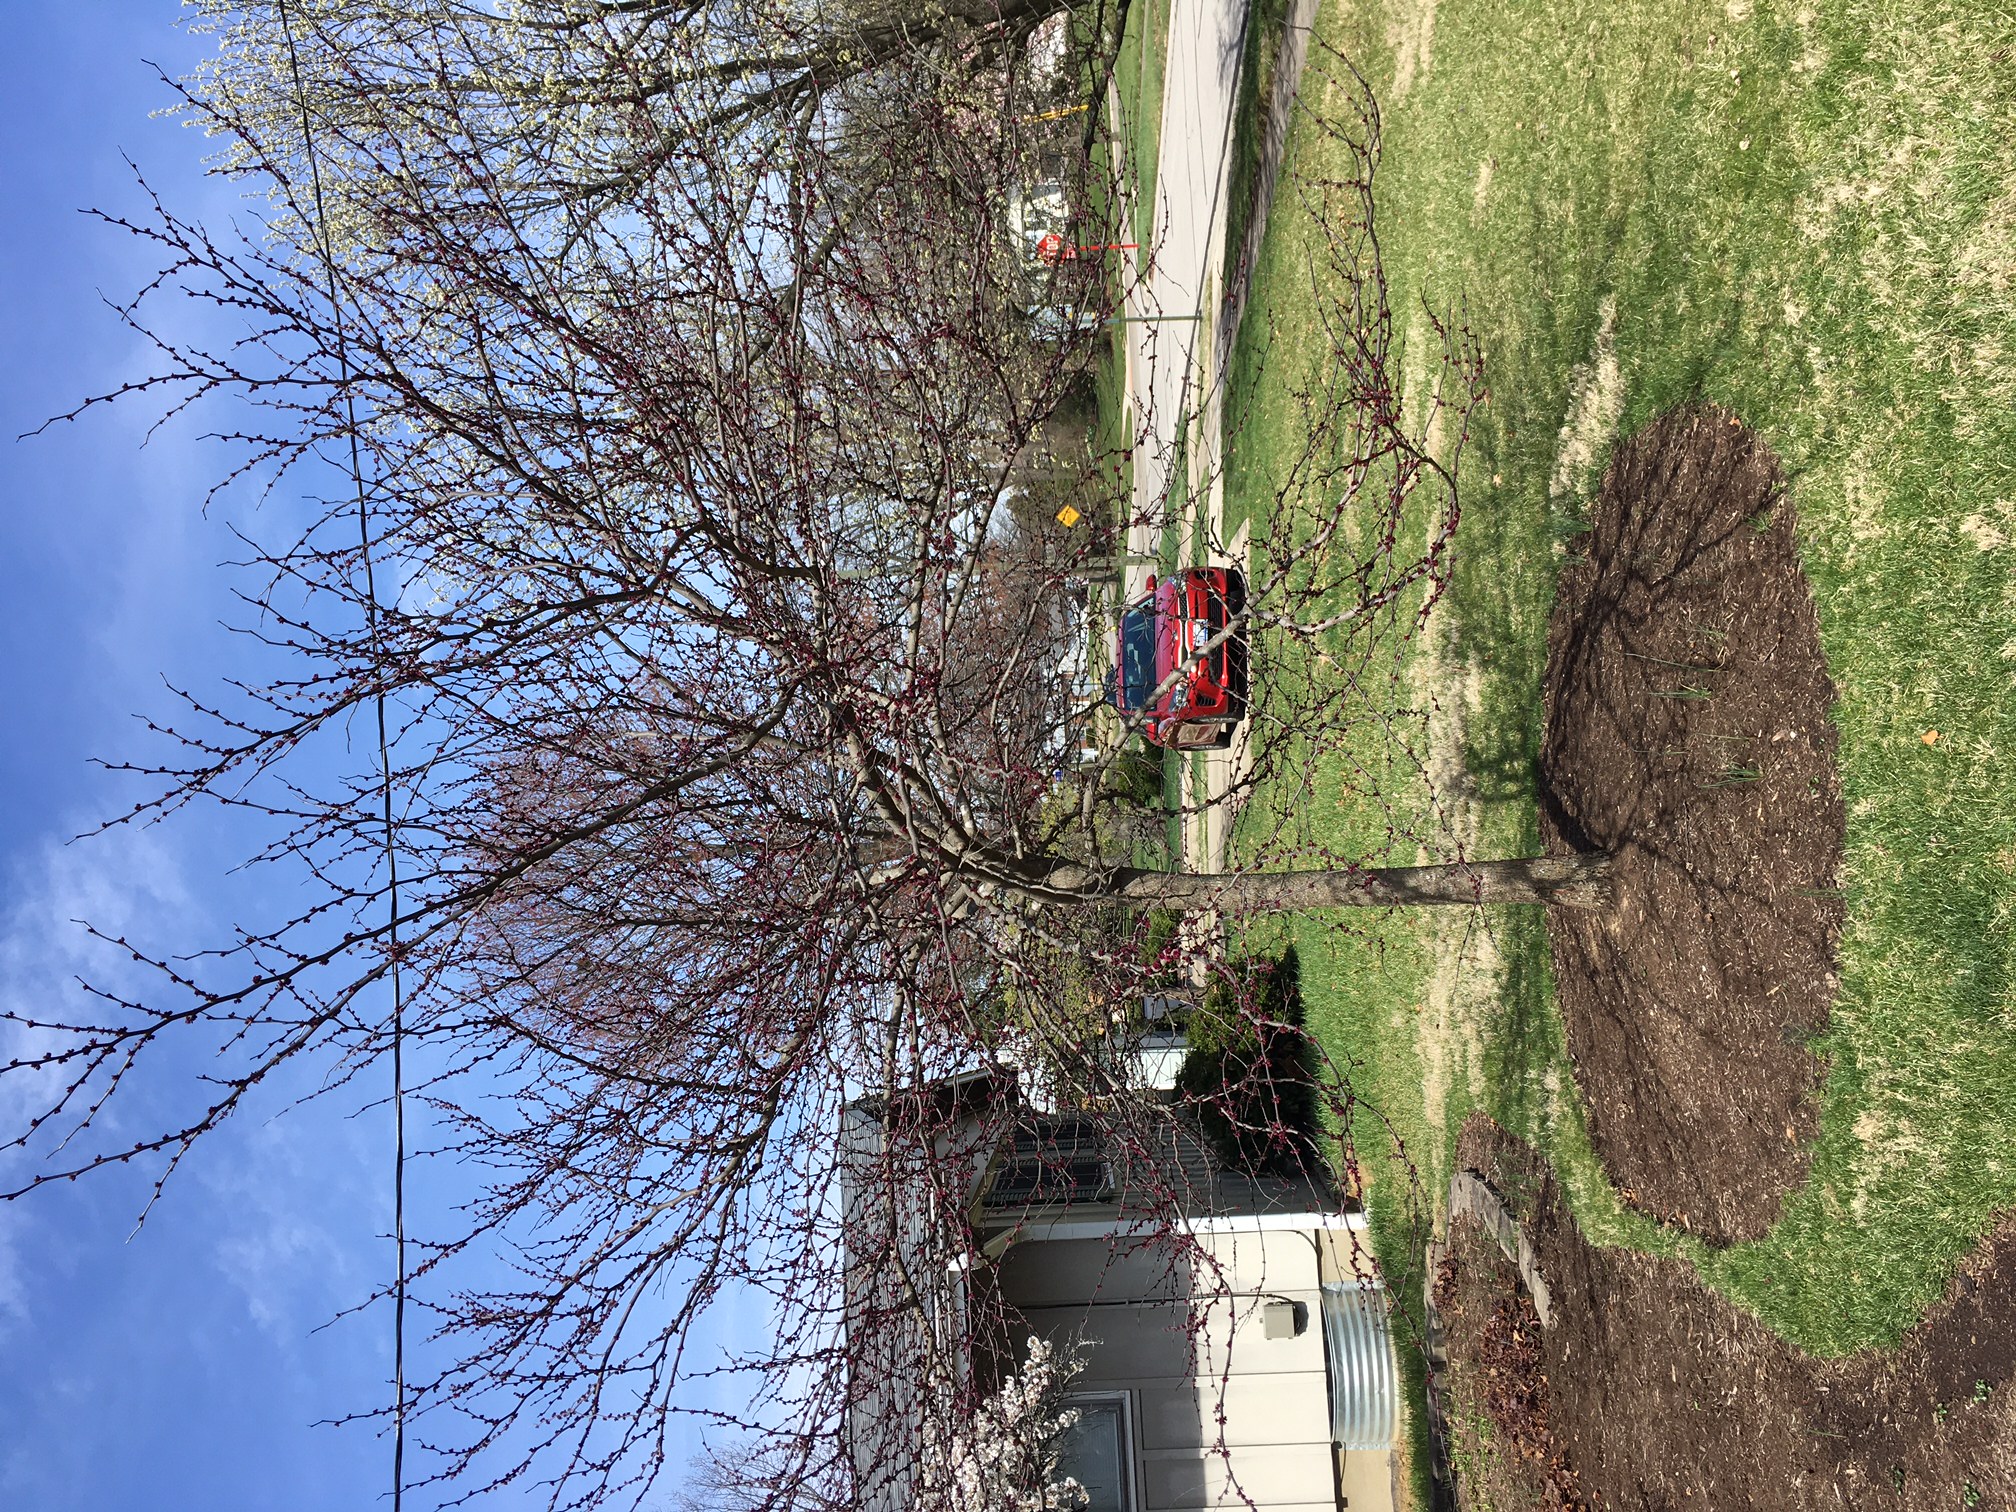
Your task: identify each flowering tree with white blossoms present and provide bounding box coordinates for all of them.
[915,1337,1089,1512]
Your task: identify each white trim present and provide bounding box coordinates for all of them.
[985,1208,1365,1258]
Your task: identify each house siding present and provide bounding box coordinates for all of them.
[1000,1231,1342,1512]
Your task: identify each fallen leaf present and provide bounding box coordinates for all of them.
[1922,729,1940,745]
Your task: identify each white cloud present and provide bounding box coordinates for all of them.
[205,1109,374,1347]
[0,824,198,1325]
[0,825,195,1128]
[0,1209,27,1326]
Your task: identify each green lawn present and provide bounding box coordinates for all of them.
[1088,0,1177,511]
[1221,0,2016,1412]
[1111,0,1175,267]
[1219,0,1294,299]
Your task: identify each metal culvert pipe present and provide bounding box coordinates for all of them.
[1320,1280,1398,1450]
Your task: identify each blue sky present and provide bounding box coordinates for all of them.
[0,7,737,1507]
[0,6,406,1506]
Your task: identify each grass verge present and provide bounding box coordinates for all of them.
[1111,0,1174,267]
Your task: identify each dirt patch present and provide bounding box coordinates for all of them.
[1387,0,1438,105]
[1538,405,1844,1244]
[1413,631,1495,1175]
[1433,1226,1589,1510]
[1470,156,1494,220]
[1547,296,1622,505]
[1438,1119,2016,1511]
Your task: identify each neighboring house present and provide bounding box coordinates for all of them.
[844,1063,1400,1512]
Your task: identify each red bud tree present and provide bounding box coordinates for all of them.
[10,6,1595,1506]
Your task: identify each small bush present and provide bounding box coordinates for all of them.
[1137,906,1183,987]
[1176,946,1322,1177]
[1104,742,1166,810]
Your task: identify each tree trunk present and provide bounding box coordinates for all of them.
[1029,852,1614,910]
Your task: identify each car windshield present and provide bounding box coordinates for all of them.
[1115,601,1156,712]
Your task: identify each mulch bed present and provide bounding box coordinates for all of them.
[1435,1118,2016,1511]
[1537,405,1845,1244]
[1432,1230,1589,1511]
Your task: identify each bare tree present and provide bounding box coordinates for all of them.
[10,11,1598,1508]
[184,0,1104,299]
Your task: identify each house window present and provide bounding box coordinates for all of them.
[1056,1392,1136,1512]
[982,1117,1112,1207]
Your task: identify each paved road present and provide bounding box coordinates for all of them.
[1113,0,1322,870]
[1120,0,1249,600]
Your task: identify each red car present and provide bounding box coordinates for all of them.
[1106,567,1248,748]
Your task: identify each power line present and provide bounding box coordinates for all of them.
[271,7,408,1506]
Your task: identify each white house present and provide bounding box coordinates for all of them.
[844,1069,1400,1512]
